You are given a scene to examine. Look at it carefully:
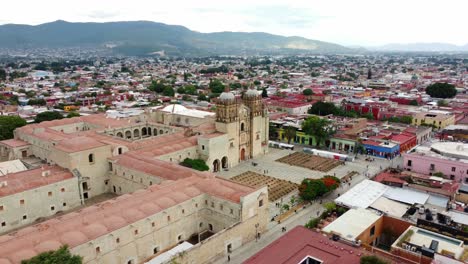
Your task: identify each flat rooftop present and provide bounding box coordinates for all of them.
[322,208,382,241]
[393,226,465,260]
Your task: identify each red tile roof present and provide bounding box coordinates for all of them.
[244,226,365,264]
[0,165,73,197]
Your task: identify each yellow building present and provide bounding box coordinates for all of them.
[412,111,455,129]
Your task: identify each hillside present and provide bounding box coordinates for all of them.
[0,20,352,56]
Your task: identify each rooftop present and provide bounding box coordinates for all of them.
[0,165,73,197]
[244,226,365,264]
[0,175,254,264]
[322,208,382,241]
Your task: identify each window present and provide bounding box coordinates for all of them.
[199,222,203,227]
[134,229,138,235]
[167,215,171,221]
[205,200,208,205]
[61,188,65,192]
[211,202,214,208]
[230,209,233,214]
[153,247,159,254]
[63,202,67,207]
[1,222,5,227]
[149,181,153,185]
[127,260,135,264]
[195,203,198,208]
[182,209,185,214]
[209,224,213,231]
[95,246,100,253]
[370,226,375,236]
[465,178,468,184]
[20,199,25,205]
[202,145,205,150]
[430,164,435,171]
[151,222,155,227]
[450,175,455,180]
[116,238,120,243]
[177,235,182,241]
[23,215,27,220]
[51,206,55,211]
[407,160,412,167]
[259,199,264,207]
[88,153,94,163]
[220,205,223,211]
[241,123,245,131]
[0,205,3,211]
[452,167,456,172]
[48,191,52,196]
[118,148,123,155]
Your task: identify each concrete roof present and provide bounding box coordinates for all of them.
[0,160,28,176]
[383,188,429,205]
[370,196,409,218]
[335,179,389,209]
[161,104,215,118]
[322,208,382,241]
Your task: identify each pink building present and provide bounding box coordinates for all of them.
[403,142,468,184]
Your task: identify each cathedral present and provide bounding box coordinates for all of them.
[214,87,269,170]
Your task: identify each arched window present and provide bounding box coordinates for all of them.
[88,154,94,163]
[241,123,245,131]
[118,147,123,155]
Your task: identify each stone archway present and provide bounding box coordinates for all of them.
[125,131,132,139]
[116,132,123,138]
[240,148,246,161]
[142,127,148,136]
[154,128,158,135]
[133,129,140,138]
[147,127,152,136]
[221,156,228,169]
[213,159,220,172]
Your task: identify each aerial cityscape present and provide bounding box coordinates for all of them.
[0,1,467,264]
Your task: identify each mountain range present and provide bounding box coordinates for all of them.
[0,20,353,56]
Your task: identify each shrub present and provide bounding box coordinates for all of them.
[305,218,320,229]
[180,158,209,171]
[360,255,389,264]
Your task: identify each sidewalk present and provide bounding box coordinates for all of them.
[211,174,367,264]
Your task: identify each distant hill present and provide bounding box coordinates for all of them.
[0,20,353,56]
[370,42,468,52]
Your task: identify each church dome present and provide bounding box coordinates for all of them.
[245,88,259,97]
[219,91,235,101]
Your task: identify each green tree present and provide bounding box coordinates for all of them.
[298,179,328,201]
[0,68,6,81]
[148,80,166,93]
[163,87,175,97]
[209,79,225,94]
[261,88,268,98]
[21,245,82,264]
[34,111,64,123]
[183,85,197,95]
[437,100,448,107]
[283,126,296,144]
[197,94,208,101]
[176,87,185,94]
[425,82,457,98]
[308,102,337,116]
[303,89,314,96]
[360,255,388,264]
[0,116,27,140]
[180,158,209,171]
[302,116,334,147]
[67,112,80,118]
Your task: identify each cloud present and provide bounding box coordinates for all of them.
[0,0,467,46]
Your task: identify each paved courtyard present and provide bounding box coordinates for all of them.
[212,147,403,264]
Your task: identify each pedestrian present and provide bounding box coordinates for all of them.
[317,211,320,216]
[228,255,231,262]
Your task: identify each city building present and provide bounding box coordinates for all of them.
[0,90,270,263]
[403,142,468,183]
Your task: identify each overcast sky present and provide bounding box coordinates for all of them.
[1,0,467,46]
